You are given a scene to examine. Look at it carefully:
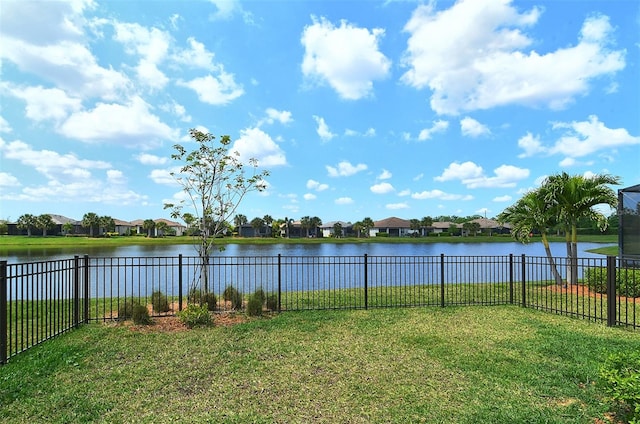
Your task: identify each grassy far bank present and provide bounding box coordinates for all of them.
[0,233,618,250]
[1,306,638,423]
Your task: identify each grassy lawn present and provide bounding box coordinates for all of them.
[1,306,638,423]
[0,233,618,251]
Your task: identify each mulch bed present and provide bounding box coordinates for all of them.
[545,284,640,304]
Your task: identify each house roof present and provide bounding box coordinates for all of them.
[374,217,411,228]
[431,221,460,229]
[49,214,78,225]
[154,218,183,227]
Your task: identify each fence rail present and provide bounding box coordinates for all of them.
[2,254,639,364]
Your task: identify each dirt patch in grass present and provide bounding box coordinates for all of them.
[546,284,640,304]
[117,312,252,333]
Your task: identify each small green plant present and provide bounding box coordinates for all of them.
[266,292,278,311]
[253,287,266,304]
[201,292,217,311]
[246,293,263,317]
[599,351,640,423]
[151,290,170,313]
[177,304,212,328]
[117,298,138,320]
[585,266,640,297]
[223,285,243,310]
[132,303,152,325]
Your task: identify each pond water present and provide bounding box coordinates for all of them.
[3,241,615,264]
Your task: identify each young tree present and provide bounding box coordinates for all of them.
[361,217,374,237]
[62,222,74,235]
[36,214,55,236]
[543,172,619,284]
[82,212,100,237]
[99,216,115,235]
[143,219,156,237]
[250,217,265,237]
[332,222,343,238]
[17,214,36,237]
[420,216,433,236]
[233,214,247,235]
[300,216,311,237]
[263,214,273,236]
[309,216,322,237]
[155,221,169,237]
[164,129,268,294]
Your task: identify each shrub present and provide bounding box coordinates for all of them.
[585,266,640,297]
[151,290,170,313]
[223,285,243,310]
[599,351,640,423]
[132,303,152,325]
[246,294,263,317]
[253,287,266,305]
[117,298,138,320]
[201,292,217,311]
[177,304,212,328]
[266,293,278,311]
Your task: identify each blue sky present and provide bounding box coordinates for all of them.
[1,0,639,225]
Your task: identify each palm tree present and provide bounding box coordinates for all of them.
[361,217,374,237]
[420,216,433,236]
[410,219,421,236]
[17,214,37,237]
[35,214,55,237]
[233,214,247,235]
[62,222,74,235]
[498,189,563,285]
[353,221,363,238]
[300,216,311,237]
[283,216,294,238]
[82,212,100,237]
[543,172,620,284]
[155,221,169,237]
[309,216,322,237]
[250,217,264,237]
[143,219,156,237]
[332,222,343,238]
[99,216,115,235]
[263,214,273,236]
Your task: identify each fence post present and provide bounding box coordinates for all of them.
[509,254,514,304]
[74,256,80,329]
[440,254,445,308]
[0,261,7,365]
[178,254,183,312]
[277,254,282,313]
[521,254,526,308]
[83,255,89,323]
[606,256,617,327]
[364,254,368,310]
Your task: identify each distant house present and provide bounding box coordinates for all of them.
[320,221,352,238]
[113,219,133,235]
[431,221,460,235]
[370,217,412,237]
[128,218,186,237]
[468,218,510,236]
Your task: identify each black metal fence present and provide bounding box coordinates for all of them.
[2,254,639,364]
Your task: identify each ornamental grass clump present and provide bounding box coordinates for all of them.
[265,293,278,311]
[117,298,138,321]
[151,290,170,313]
[177,304,212,328]
[246,290,264,317]
[223,285,243,310]
[132,303,152,325]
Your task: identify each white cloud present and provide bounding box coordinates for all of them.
[6,85,82,122]
[172,37,217,71]
[335,197,354,205]
[59,96,177,145]
[370,182,395,194]
[398,189,411,197]
[301,16,391,100]
[160,101,192,123]
[378,169,392,180]
[460,117,490,137]
[0,116,11,133]
[303,193,317,200]
[345,127,376,137]
[307,179,329,191]
[517,132,546,158]
[178,72,244,105]
[413,173,424,181]
[386,202,409,210]
[326,160,368,177]
[401,1,625,114]
[313,115,336,141]
[0,172,20,187]
[550,115,640,158]
[411,189,473,201]
[418,120,449,140]
[435,161,529,188]
[233,127,287,167]
[136,153,168,166]
[265,108,293,125]
[149,167,180,186]
[113,21,170,64]
[493,195,513,202]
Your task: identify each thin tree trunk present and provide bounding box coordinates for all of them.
[542,233,563,285]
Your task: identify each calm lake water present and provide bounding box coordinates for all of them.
[3,241,615,264]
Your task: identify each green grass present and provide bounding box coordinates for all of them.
[1,306,638,423]
[0,233,618,251]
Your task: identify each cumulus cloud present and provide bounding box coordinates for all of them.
[59,96,178,145]
[435,161,529,188]
[136,153,168,166]
[6,85,82,122]
[307,179,329,191]
[517,132,546,158]
[301,16,391,100]
[0,116,11,133]
[265,108,293,125]
[493,195,513,202]
[232,127,287,167]
[370,182,395,194]
[386,202,409,210]
[178,72,244,105]
[313,115,336,141]
[303,193,317,200]
[335,197,354,205]
[460,117,491,137]
[418,120,449,141]
[378,169,392,180]
[326,160,368,177]
[411,189,473,201]
[401,1,625,115]
[0,172,20,187]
